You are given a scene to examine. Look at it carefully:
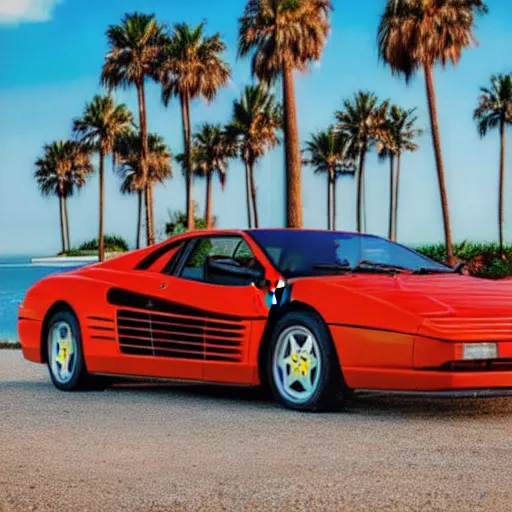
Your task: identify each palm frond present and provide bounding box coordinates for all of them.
[115,131,173,193]
[473,73,512,138]
[34,141,93,198]
[238,0,332,83]
[73,94,134,155]
[378,0,488,83]
[158,22,231,105]
[303,129,356,177]
[101,12,167,90]
[226,84,282,166]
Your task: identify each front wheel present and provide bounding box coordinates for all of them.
[47,311,90,391]
[267,311,348,412]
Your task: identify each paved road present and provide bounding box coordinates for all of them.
[2,351,512,512]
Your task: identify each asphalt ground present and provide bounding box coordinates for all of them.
[1,350,512,511]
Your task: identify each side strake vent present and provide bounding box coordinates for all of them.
[86,316,116,341]
[116,309,245,362]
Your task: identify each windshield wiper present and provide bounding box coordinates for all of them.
[351,261,408,274]
[311,263,352,273]
[311,261,406,275]
[412,267,457,275]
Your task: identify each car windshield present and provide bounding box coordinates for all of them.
[247,230,452,278]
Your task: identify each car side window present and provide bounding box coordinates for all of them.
[161,242,188,276]
[178,236,260,284]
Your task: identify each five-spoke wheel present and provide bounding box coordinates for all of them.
[46,310,89,391]
[268,311,348,412]
[49,320,77,385]
[272,326,322,405]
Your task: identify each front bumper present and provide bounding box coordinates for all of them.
[413,368,512,391]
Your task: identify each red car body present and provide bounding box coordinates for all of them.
[18,229,512,397]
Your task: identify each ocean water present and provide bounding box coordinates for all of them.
[0,256,83,340]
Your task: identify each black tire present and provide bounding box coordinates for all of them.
[266,311,348,412]
[46,310,106,391]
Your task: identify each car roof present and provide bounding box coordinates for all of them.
[245,228,384,239]
[166,227,386,244]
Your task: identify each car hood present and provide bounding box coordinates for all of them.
[302,274,512,340]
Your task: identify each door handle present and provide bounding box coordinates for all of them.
[159,282,167,290]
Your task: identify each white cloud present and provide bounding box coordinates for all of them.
[0,0,63,25]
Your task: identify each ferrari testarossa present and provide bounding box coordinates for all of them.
[18,229,512,411]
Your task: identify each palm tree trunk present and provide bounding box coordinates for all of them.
[58,195,66,254]
[148,184,155,243]
[205,172,213,229]
[249,161,259,228]
[388,154,395,240]
[63,197,70,251]
[282,63,303,228]
[326,173,332,230]
[136,80,154,246]
[356,149,366,233]
[499,118,506,253]
[136,190,142,249]
[332,174,337,231]
[362,171,367,233]
[98,148,105,262]
[424,62,455,266]
[244,161,253,228]
[180,91,195,231]
[393,154,401,242]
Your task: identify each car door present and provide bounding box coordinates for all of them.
[143,234,270,384]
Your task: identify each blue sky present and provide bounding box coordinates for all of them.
[0,0,511,256]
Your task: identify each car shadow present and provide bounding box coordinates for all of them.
[111,380,274,406]
[108,380,512,418]
[4,375,511,418]
[342,391,512,419]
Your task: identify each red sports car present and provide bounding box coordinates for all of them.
[18,229,512,411]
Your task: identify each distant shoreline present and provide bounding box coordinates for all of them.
[31,255,99,266]
[31,252,124,266]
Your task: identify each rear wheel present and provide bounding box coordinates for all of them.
[267,311,348,412]
[46,311,105,391]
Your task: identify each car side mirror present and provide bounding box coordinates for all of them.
[205,257,265,285]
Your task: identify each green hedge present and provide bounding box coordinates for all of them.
[0,341,21,350]
[77,235,129,253]
[165,205,216,237]
[414,242,512,279]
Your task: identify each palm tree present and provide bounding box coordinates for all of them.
[188,124,235,229]
[239,0,332,228]
[303,129,355,230]
[226,85,282,228]
[115,132,173,249]
[378,106,422,241]
[34,141,93,253]
[335,91,389,233]
[73,94,134,261]
[474,74,512,253]
[378,0,488,265]
[101,12,167,247]
[159,23,231,231]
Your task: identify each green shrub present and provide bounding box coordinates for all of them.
[0,341,21,350]
[414,241,512,279]
[78,235,129,252]
[165,204,216,237]
[60,249,98,257]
